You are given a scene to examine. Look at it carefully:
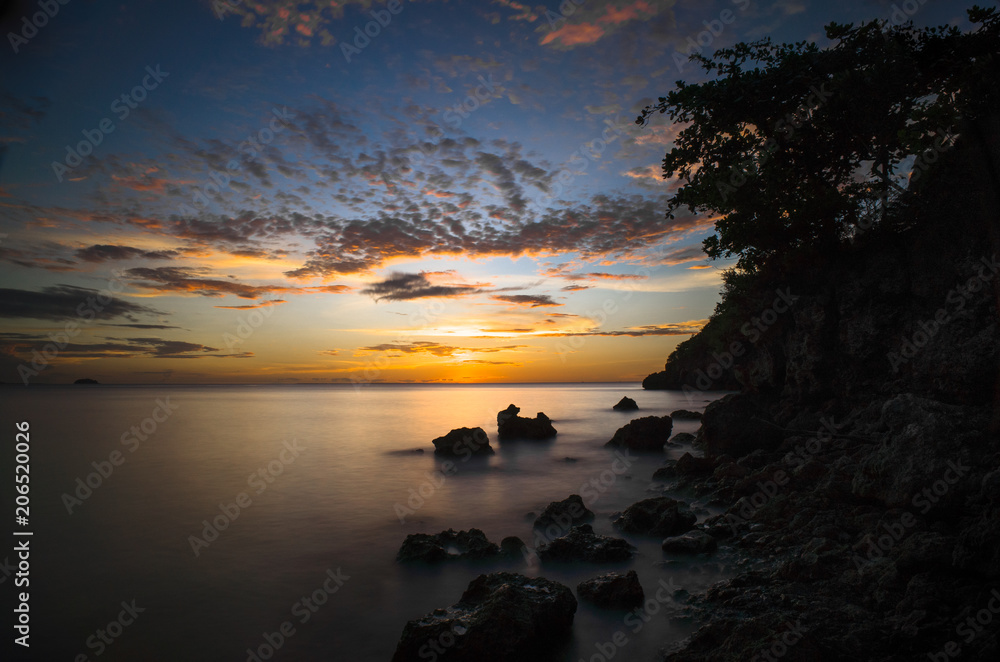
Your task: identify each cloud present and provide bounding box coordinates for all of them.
[318,349,341,356]
[540,320,708,337]
[491,294,562,307]
[360,272,482,302]
[0,332,253,360]
[657,244,706,266]
[75,244,180,262]
[123,267,286,299]
[561,284,591,291]
[0,285,165,321]
[356,342,527,358]
[214,299,287,310]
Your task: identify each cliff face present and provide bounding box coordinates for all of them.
[644,115,1000,417]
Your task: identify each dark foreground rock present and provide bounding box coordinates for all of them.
[661,530,717,554]
[613,497,696,537]
[699,393,781,457]
[613,396,639,411]
[397,528,500,563]
[497,404,557,440]
[605,415,673,451]
[533,494,594,532]
[537,524,636,562]
[391,572,577,662]
[577,570,645,609]
[432,427,494,456]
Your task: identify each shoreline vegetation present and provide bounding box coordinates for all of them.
[391,8,1000,661]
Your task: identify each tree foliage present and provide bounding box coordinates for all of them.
[637,6,1000,273]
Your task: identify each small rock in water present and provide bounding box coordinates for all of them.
[397,528,500,563]
[497,404,558,440]
[577,570,645,609]
[670,409,703,420]
[432,427,494,456]
[661,530,718,555]
[606,415,673,452]
[613,396,639,411]
[614,497,696,537]
[537,524,636,563]
[390,572,577,662]
[534,494,595,532]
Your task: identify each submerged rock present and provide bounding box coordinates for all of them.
[613,396,639,411]
[537,524,636,562]
[661,530,717,554]
[613,497,696,537]
[497,404,557,440]
[390,572,577,662]
[577,570,645,609]
[670,409,703,420]
[432,427,494,456]
[605,415,673,452]
[396,528,500,563]
[533,494,595,532]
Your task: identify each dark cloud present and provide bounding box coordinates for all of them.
[75,244,180,262]
[561,284,592,291]
[492,294,562,307]
[360,272,482,302]
[540,321,708,337]
[123,267,283,299]
[0,333,252,360]
[0,285,165,321]
[357,342,527,358]
[214,300,286,310]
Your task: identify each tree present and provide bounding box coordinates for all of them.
[637,6,1000,274]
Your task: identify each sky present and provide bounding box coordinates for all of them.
[0,0,973,384]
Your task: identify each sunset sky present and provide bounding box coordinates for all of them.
[0,0,969,384]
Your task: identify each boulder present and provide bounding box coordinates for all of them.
[537,524,636,562]
[613,396,639,411]
[432,427,494,456]
[500,536,527,559]
[698,393,782,457]
[605,415,673,452]
[497,404,557,440]
[661,530,718,554]
[669,432,696,445]
[390,572,577,662]
[670,409,703,420]
[533,494,595,533]
[397,528,500,563]
[577,570,645,609]
[613,497,697,537]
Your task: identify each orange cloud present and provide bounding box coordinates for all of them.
[540,22,605,46]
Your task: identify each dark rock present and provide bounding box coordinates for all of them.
[577,570,644,609]
[537,524,636,562]
[390,572,577,662]
[74,378,99,384]
[669,432,697,445]
[432,427,494,456]
[699,393,782,457]
[605,415,673,452]
[500,536,527,559]
[533,494,594,531]
[670,409,703,420]
[397,528,500,563]
[497,404,557,440]
[661,530,718,554]
[675,452,715,475]
[613,396,639,411]
[613,497,696,536]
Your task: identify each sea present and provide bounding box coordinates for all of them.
[1,383,735,661]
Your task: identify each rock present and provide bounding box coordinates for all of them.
[537,524,636,562]
[500,536,527,559]
[497,404,557,440]
[669,432,697,445]
[577,570,644,609]
[397,528,500,563]
[675,452,715,475]
[613,497,696,537]
[432,427,494,456]
[699,393,782,457]
[661,530,718,554]
[605,415,673,452]
[390,572,577,662]
[74,378,99,384]
[533,494,594,532]
[670,409,703,420]
[613,396,639,411]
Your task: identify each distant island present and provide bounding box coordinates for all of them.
[73,378,100,385]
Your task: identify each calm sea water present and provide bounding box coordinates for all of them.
[2,384,733,661]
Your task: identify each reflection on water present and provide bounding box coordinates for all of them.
[4,383,732,661]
